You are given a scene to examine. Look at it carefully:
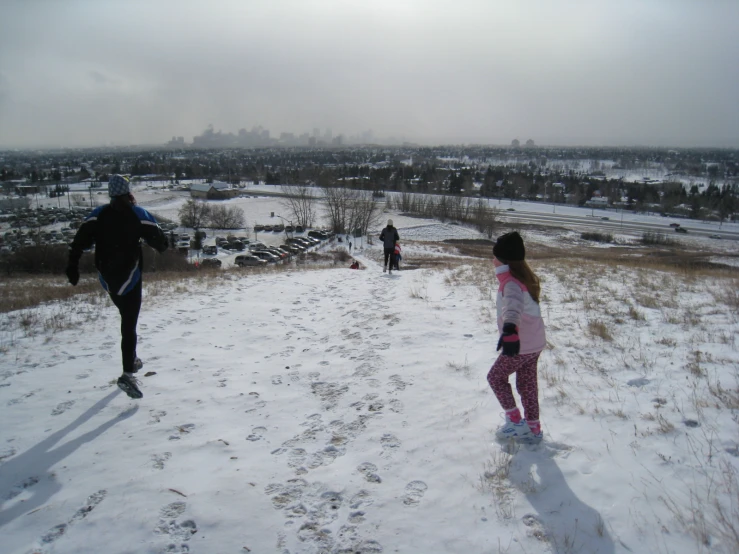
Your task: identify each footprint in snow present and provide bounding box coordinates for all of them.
[155,501,197,551]
[148,410,167,424]
[51,400,75,416]
[272,375,282,385]
[168,423,195,440]
[151,452,172,470]
[246,426,267,441]
[380,434,401,458]
[357,462,382,484]
[522,513,549,542]
[388,375,408,391]
[402,481,428,506]
[38,489,107,545]
[389,399,404,413]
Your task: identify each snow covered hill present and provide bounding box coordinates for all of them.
[1,241,738,553]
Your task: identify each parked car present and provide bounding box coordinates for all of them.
[235,254,267,267]
[228,240,246,251]
[202,245,218,255]
[252,250,280,263]
[288,237,311,248]
[285,225,294,233]
[295,225,304,233]
[215,236,228,246]
[254,224,265,232]
[669,223,681,228]
[308,230,328,240]
[248,241,267,251]
[273,224,284,232]
[675,227,688,234]
[709,234,722,239]
[264,247,287,259]
[199,258,222,268]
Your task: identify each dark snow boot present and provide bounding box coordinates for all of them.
[117,372,143,399]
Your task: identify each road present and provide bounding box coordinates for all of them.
[496,208,739,242]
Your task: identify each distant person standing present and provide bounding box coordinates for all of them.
[65,175,169,399]
[379,219,399,274]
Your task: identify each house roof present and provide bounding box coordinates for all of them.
[190,181,230,192]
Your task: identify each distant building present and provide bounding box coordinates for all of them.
[585,197,610,207]
[189,181,232,199]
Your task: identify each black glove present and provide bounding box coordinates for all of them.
[496,322,520,356]
[65,265,79,286]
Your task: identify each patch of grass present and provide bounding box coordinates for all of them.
[587,320,613,341]
[478,450,516,520]
[634,294,660,310]
[628,305,646,321]
[685,350,705,378]
[656,414,675,434]
[446,356,470,376]
[656,336,677,347]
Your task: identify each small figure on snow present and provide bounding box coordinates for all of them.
[65,175,169,399]
[350,260,360,270]
[487,232,547,442]
[392,241,402,271]
[380,219,399,274]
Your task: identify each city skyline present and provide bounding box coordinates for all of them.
[1,1,738,150]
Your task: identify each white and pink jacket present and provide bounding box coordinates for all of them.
[495,265,547,355]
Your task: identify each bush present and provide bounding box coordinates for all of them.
[641,232,677,246]
[581,232,614,243]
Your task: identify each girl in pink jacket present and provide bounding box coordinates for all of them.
[487,232,547,442]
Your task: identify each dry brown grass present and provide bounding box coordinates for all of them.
[587,320,613,341]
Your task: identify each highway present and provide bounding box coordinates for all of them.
[495,208,739,242]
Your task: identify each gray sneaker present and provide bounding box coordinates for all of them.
[495,416,530,440]
[117,372,143,399]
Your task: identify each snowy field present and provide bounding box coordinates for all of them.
[1,207,739,554]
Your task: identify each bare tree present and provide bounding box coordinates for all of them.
[281,185,317,227]
[346,189,384,237]
[472,199,500,238]
[208,205,245,229]
[321,186,350,232]
[178,198,211,228]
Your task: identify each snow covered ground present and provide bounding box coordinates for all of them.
[1,213,738,553]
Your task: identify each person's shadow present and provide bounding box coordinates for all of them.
[0,391,137,528]
[508,443,618,554]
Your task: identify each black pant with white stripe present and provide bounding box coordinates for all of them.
[109,279,142,373]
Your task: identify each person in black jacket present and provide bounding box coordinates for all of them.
[379,219,399,274]
[65,175,168,399]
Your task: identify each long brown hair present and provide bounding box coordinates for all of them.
[507,260,541,303]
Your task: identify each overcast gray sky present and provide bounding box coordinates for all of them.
[1,0,738,148]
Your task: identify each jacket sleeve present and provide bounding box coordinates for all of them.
[68,207,103,266]
[136,207,168,253]
[501,281,524,328]
[379,230,385,241]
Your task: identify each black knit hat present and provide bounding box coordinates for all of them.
[493,231,525,262]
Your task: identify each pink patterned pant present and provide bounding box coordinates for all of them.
[487,352,541,422]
